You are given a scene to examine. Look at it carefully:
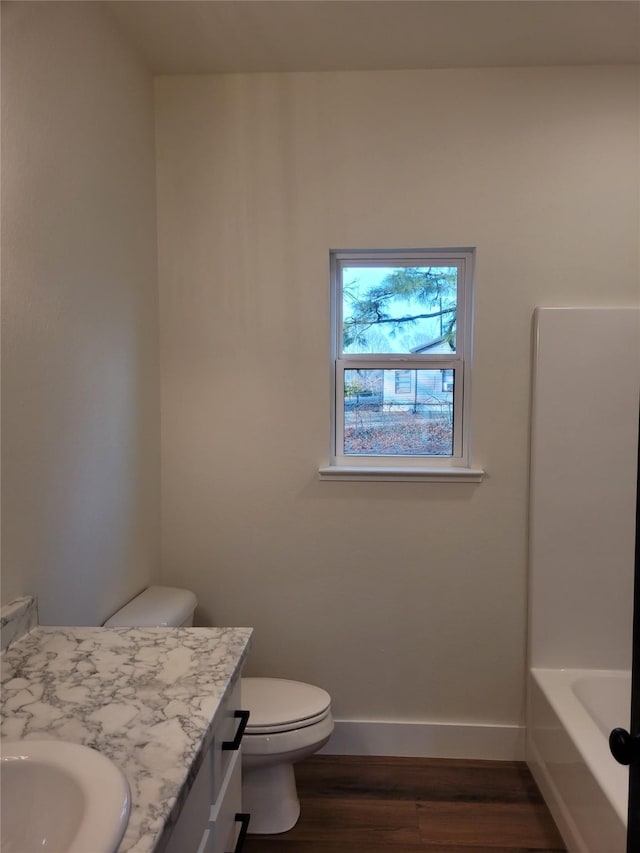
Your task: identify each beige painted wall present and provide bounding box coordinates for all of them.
[156,67,639,725]
[1,2,160,625]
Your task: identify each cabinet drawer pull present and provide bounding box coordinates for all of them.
[228,813,250,853]
[222,710,250,751]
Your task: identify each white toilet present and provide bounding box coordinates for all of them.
[104,585,334,835]
[240,676,333,834]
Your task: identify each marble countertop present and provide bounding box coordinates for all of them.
[1,621,252,853]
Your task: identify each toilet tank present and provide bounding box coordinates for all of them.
[103,586,198,628]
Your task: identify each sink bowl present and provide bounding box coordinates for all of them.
[1,739,130,853]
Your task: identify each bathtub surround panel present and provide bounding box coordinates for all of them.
[528,308,640,672]
[156,67,640,743]
[527,307,640,852]
[1,2,160,624]
[0,624,252,853]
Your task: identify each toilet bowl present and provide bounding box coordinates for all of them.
[104,586,334,835]
[241,677,333,834]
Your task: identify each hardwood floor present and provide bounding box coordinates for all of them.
[243,755,566,852]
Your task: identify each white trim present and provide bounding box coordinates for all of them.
[319,719,525,761]
[196,829,210,853]
[318,465,484,483]
[332,249,475,263]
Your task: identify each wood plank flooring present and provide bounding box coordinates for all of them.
[243,755,566,853]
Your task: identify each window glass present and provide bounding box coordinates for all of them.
[342,266,458,355]
[343,368,454,457]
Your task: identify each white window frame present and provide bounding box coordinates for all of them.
[319,248,483,483]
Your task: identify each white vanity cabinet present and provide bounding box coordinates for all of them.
[164,676,250,853]
[0,617,253,853]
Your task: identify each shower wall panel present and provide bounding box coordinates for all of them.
[528,307,640,670]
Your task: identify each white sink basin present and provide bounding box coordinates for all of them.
[1,739,131,853]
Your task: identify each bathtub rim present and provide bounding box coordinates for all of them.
[529,666,629,827]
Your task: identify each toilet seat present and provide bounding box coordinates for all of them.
[242,678,331,734]
[241,710,334,757]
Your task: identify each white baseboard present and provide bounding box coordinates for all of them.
[319,719,526,761]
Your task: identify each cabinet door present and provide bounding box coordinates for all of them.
[164,750,213,853]
[163,674,249,853]
[212,676,246,802]
[209,748,244,853]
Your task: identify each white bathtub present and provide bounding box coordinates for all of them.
[526,668,630,853]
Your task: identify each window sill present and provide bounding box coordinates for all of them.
[317,466,485,483]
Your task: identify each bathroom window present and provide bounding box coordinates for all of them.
[320,248,481,482]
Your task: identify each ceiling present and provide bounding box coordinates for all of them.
[108,0,640,74]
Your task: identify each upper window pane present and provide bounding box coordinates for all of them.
[341,265,458,355]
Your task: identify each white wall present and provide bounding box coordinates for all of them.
[155,66,639,733]
[1,2,160,625]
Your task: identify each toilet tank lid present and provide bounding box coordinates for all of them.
[103,586,197,628]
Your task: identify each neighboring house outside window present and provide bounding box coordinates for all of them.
[322,248,480,481]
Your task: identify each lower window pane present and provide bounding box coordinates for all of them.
[343,369,454,457]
